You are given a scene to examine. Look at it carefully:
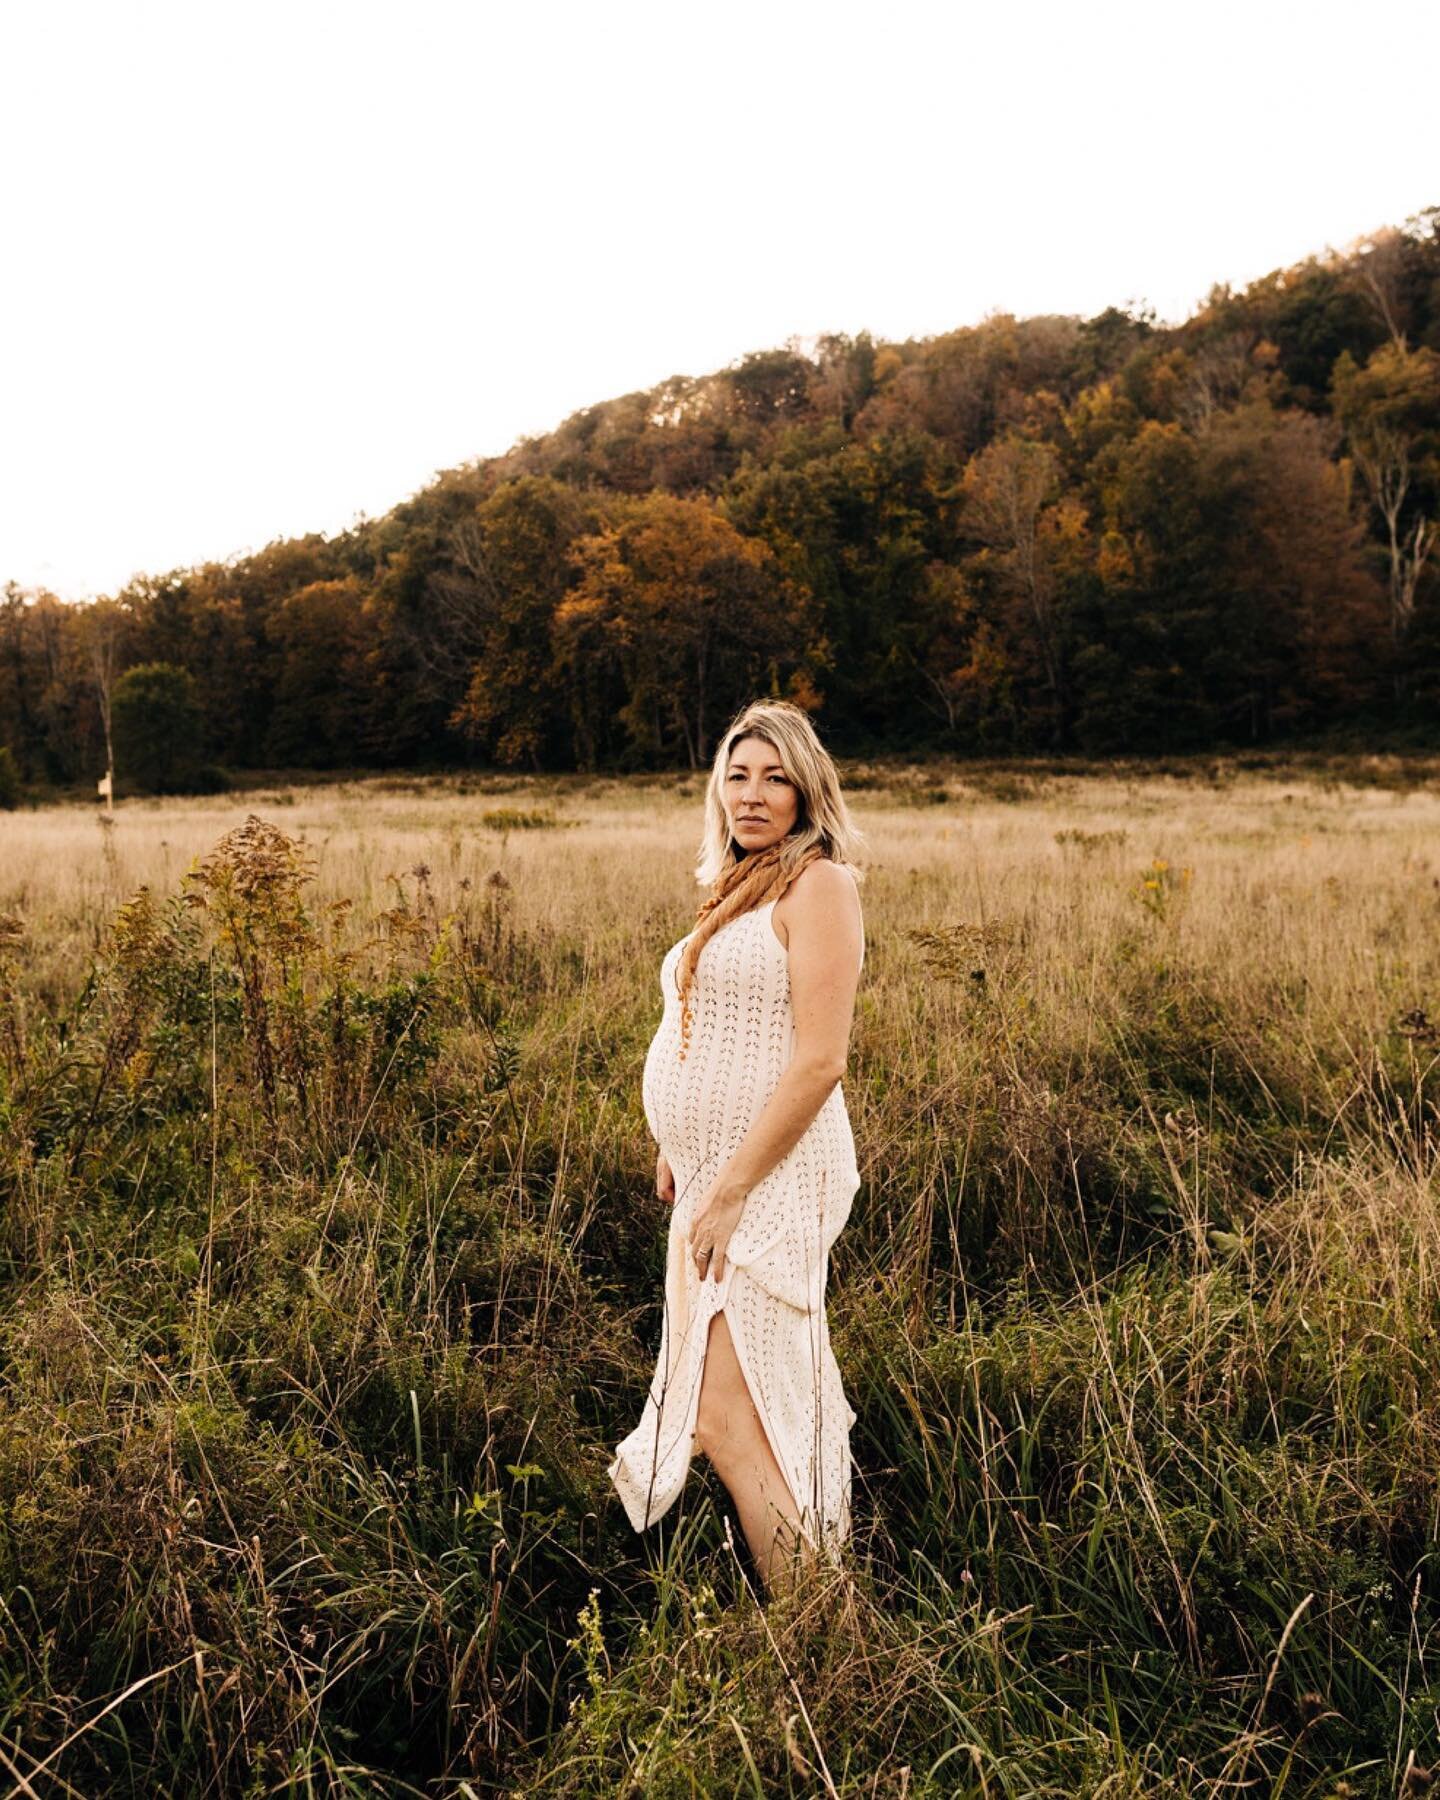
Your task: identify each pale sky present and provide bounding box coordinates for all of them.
[2,0,1436,601]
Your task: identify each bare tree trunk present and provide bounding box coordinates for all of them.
[86,601,124,812]
[914,657,960,732]
[411,515,504,704]
[1356,429,1437,652]
[694,635,709,767]
[1351,227,1409,349]
[675,705,697,770]
[974,438,1063,735]
[1395,513,1438,646]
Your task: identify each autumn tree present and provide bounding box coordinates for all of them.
[1198,402,1386,731]
[1330,342,1440,664]
[723,347,816,427]
[263,580,373,766]
[556,494,813,768]
[1073,403,1386,747]
[960,432,1086,743]
[0,584,43,781]
[443,477,596,769]
[809,333,879,431]
[721,427,960,745]
[907,561,1018,747]
[1240,258,1386,408]
[1076,420,1230,749]
[546,571,626,774]
[5,591,105,781]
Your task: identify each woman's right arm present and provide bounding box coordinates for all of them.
[656,1149,676,1206]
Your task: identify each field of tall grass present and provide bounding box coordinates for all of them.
[1,755,1437,1797]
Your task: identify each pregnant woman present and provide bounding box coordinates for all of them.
[607,698,866,1597]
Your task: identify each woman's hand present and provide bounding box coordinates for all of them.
[686,1175,749,1283]
[656,1150,676,1207]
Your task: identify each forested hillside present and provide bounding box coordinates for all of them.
[5,210,1438,785]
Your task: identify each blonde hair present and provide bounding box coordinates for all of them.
[674,701,866,1060]
[695,699,867,889]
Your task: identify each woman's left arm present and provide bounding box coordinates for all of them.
[687,862,863,1276]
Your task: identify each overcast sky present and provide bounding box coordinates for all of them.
[2,0,1436,602]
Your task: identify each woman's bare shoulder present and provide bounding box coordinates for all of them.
[774,858,862,946]
[790,858,859,901]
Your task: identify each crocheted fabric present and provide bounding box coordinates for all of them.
[607,886,863,1558]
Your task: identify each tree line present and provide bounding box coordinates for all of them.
[3,210,1438,790]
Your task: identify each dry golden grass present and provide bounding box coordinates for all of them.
[6,760,1435,1047]
[2,756,1439,1796]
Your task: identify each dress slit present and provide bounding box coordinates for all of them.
[704,1293,817,1553]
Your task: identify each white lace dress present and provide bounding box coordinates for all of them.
[607,887,863,1559]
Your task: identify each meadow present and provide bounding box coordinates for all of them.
[1,755,1438,1797]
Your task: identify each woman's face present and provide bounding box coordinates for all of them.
[722,734,800,853]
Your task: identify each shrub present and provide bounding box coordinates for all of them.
[112,662,204,794]
[185,762,231,795]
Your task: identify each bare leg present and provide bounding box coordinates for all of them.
[694,1309,813,1596]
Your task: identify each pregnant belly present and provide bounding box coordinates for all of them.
[642,1021,778,1170]
[642,1024,706,1154]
